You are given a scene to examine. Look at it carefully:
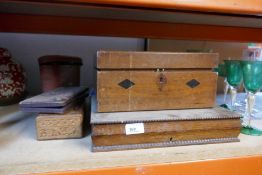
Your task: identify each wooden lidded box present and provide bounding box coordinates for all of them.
[97,51,218,112]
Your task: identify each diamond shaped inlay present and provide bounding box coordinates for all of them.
[186,79,200,88]
[118,79,135,89]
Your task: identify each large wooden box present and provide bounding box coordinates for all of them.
[91,97,241,152]
[97,51,218,112]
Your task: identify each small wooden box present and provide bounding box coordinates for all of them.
[97,51,218,112]
[36,106,84,140]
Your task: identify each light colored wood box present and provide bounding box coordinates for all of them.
[97,51,219,112]
[36,106,84,140]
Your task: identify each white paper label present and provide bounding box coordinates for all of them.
[125,123,144,135]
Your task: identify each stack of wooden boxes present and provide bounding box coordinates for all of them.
[19,87,88,140]
[91,51,241,152]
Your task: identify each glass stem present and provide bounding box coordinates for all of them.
[247,92,256,128]
[230,86,237,110]
[223,79,229,103]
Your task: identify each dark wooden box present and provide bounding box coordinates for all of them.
[97,51,218,112]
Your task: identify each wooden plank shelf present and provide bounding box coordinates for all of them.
[1,95,262,175]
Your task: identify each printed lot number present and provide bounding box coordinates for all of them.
[125,123,144,135]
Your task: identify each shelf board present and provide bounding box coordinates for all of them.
[2,13,262,42]
[1,94,262,175]
[2,1,262,41]
[4,0,262,15]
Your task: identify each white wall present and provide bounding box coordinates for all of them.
[0,33,145,95]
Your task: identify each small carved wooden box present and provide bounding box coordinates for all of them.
[97,51,219,112]
[36,106,84,140]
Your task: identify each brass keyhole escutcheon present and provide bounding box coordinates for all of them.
[157,69,167,91]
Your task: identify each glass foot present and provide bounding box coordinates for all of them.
[220,104,229,109]
[241,126,262,136]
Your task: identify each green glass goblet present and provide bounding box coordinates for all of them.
[224,60,243,111]
[241,60,262,136]
[217,63,227,77]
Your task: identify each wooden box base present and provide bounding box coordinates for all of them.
[91,96,241,151]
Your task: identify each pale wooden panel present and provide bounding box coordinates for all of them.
[97,51,218,69]
[97,70,217,112]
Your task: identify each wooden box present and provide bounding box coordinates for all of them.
[36,106,84,140]
[91,97,241,152]
[97,51,218,112]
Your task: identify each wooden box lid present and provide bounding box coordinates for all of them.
[97,51,219,69]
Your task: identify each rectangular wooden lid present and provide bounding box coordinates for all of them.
[97,51,219,69]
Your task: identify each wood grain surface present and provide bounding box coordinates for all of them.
[97,51,218,69]
[97,70,217,112]
[92,128,240,146]
[92,119,241,136]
